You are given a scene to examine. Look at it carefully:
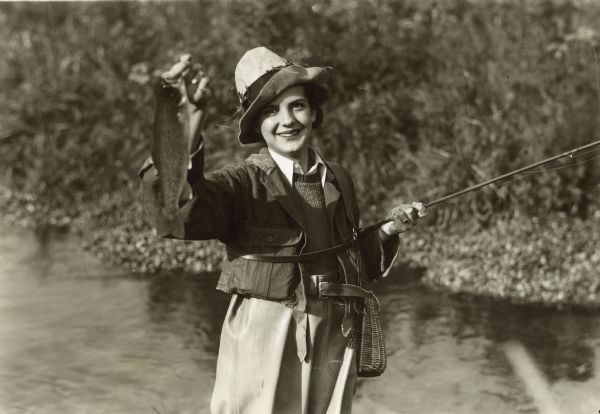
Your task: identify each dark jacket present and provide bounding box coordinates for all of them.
[140,146,399,305]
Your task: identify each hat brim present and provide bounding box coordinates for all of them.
[238,65,329,145]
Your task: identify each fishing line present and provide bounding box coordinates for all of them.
[432,151,600,205]
[459,148,600,192]
[420,147,600,207]
[522,150,600,176]
[491,145,600,180]
[512,146,600,173]
[534,154,600,173]
[560,145,600,159]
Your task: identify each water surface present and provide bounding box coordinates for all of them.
[1,228,598,413]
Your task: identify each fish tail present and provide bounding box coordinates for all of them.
[155,203,192,239]
[155,217,185,239]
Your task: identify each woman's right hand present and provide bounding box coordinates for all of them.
[158,54,211,150]
[380,202,426,239]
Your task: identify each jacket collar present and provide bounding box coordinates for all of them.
[246,146,277,174]
[268,147,328,187]
[246,146,335,183]
[245,147,341,231]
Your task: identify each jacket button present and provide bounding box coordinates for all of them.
[266,235,274,242]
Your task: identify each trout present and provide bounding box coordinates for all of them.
[151,56,194,239]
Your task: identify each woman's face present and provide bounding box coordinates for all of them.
[256,85,316,160]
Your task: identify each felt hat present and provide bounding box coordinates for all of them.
[235,47,329,144]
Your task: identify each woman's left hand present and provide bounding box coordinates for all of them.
[380,202,426,237]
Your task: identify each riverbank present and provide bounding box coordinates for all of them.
[408,213,600,308]
[2,187,598,308]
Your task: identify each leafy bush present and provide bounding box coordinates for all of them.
[1,0,599,223]
[404,212,600,307]
[0,1,599,305]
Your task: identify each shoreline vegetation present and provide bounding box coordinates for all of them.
[1,1,599,308]
[2,187,599,309]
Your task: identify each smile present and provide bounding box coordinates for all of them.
[276,129,301,138]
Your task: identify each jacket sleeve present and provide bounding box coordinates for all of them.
[345,172,400,281]
[139,142,247,243]
[358,227,400,281]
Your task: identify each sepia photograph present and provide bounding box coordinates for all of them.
[0,1,599,413]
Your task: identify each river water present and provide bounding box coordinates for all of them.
[0,228,599,414]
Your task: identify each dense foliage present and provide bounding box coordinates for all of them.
[1,1,599,305]
[408,212,600,307]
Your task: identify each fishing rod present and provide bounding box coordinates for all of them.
[362,139,600,233]
[245,140,600,262]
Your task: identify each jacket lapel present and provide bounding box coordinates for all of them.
[247,147,354,231]
[324,161,356,228]
[248,148,307,230]
[323,175,340,226]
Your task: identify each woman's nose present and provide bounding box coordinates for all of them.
[279,107,296,126]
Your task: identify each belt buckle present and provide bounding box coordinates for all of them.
[309,273,336,298]
[307,274,322,297]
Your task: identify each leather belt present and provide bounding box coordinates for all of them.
[239,220,387,264]
[305,272,374,300]
[319,282,373,299]
[305,272,338,296]
[240,238,356,263]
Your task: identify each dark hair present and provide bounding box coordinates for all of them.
[304,82,328,129]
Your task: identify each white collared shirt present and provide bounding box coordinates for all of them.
[268,147,328,187]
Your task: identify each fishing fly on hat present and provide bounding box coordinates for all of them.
[235,47,330,145]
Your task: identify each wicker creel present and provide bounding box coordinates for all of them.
[353,296,387,377]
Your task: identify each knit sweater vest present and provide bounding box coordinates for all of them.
[293,171,338,276]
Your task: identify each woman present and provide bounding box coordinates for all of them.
[141,47,425,414]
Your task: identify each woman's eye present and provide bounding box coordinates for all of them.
[292,101,307,110]
[262,106,278,116]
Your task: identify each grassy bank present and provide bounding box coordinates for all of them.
[405,213,600,308]
[84,207,600,308]
[2,187,598,308]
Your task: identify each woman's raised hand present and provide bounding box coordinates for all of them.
[158,54,211,149]
[160,54,211,108]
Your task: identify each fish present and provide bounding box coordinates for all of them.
[151,55,193,239]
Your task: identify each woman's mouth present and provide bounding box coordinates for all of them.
[277,129,301,139]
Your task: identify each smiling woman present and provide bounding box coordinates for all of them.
[139,46,426,414]
[255,85,317,167]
